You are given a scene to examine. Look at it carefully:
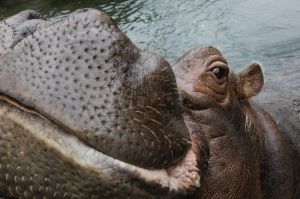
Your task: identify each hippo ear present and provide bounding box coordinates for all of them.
[237,63,264,99]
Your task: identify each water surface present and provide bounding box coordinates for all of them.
[1,0,299,112]
[1,0,300,66]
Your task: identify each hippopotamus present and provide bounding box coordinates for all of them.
[0,9,210,199]
[0,8,299,199]
[172,46,300,198]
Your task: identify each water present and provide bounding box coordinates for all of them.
[0,0,299,114]
[1,0,300,66]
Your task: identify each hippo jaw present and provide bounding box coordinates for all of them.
[0,99,201,196]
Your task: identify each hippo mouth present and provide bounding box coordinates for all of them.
[0,9,206,197]
[0,97,202,195]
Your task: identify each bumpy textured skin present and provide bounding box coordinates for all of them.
[0,9,191,169]
[0,101,170,199]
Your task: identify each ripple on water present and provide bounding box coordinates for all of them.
[0,0,299,107]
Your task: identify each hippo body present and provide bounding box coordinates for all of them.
[172,47,300,199]
[0,9,299,199]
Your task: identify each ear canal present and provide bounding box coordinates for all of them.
[237,63,264,99]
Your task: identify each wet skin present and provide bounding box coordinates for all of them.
[0,9,299,199]
[172,46,300,199]
[0,9,209,199]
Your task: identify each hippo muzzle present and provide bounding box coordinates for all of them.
[0,9,207,198]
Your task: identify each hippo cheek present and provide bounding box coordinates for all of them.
[0,8,203,196]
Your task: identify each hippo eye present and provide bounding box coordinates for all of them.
[212,67,228,79]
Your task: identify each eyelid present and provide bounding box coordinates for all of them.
[204,55,228,67]
[207,61,229,73]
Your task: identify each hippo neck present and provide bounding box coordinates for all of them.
[192,99,264,198]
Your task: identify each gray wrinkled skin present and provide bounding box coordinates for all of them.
[0,9,198,199]
[0,9,191,169]
[0,102,153,199]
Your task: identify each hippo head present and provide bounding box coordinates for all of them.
[172,46,265,150]
[172,46,265,198]
[173,46,264,110]
[0,9,209,198]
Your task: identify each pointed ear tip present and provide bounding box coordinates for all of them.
[250,63,262,71]
[237,62,264,99]
[250,63,264,79]
[252,63,264,89]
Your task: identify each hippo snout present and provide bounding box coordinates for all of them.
[0,8,207,198]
